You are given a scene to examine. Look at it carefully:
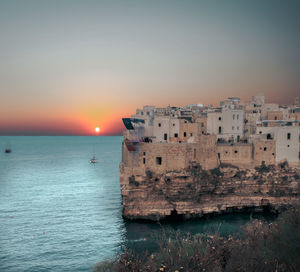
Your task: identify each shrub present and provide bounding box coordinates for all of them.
[99,206,300,272]
[275,188,286,197]
[279,160,289,169]
[128,175,135,184]
[234,170,246,179]
[268,189,274,196]
[188,163,202,177]
[146,170,152,179]
[258,179,264,185]
[210,168,224,177]
[282,175,289,182]
[219,163,239,169]
[255,161,270,173]
[191,168,198,177]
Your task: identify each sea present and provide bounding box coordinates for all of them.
[0,136,274,272]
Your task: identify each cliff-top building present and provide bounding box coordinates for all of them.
[121,94,299,173]
[120,93,300,221]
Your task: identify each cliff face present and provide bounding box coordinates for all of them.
[120,163,300,221]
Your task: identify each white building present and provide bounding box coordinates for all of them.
[131,105,156,138]
[256,125,299,165]
[207,107,245,141]
[153,116,179,143]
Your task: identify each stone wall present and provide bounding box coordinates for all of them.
[120,164,300,221]
[267,111,283,121]
[178,119,199,143]
[217,143,253,168]
[253,139,276,166]
[196,116,207,135]
[122,135,218,176]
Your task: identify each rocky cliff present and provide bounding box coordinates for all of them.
[120,162,300,221]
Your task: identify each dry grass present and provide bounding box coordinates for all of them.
[94,206,300,272]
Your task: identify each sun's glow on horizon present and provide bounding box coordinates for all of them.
[95,127,100,133]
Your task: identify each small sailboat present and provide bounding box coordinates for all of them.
[5,142,12,153]
[90,145,97,164]
[90,155,97,164]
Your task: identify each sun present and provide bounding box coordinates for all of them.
[95,127,100,133]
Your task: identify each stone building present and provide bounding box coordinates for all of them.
[207,107,245,141]
[122,93,300,175]
[256,124,299,166]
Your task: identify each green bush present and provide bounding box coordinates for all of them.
[282,175,289,182]
[255,161,270,173]
[279,160,289,169]
[128,175,135,184]
[219,163,239,169]
[258,179,264,185]
[210,167,224,177]
[146,170,153,179]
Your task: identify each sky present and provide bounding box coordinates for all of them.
[0,0,299,135]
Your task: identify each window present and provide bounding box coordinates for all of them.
[274,116,277,120]
[259,131,262,134]
[184,132,187,137]
[237,126,239,130]
[190,133,193,136]
[156,157,162,165]
[232,126,235,130]
[218,117,222,121]
[143,152,146,155]
[217,153,220,159]
[194,149,196,159]
[184,120,187,123]
[143,158,146,164]
[174,133,178,138]
[158,123,161,127]
[201,123,204,127]
[234,150,238,154]
[218,126,222,134]
[173,123,175,126]
[147,112,149,115]
[264,147,267,151]
[237,114,239,120]
[164,133,168,141]
[287,133,291,140]
[141,112,144,115]
[267,133,272,139]
[233,114,235,120]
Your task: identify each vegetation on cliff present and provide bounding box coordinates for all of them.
[94,206,300,272]
[122,161,300,221]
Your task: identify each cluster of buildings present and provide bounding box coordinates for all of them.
[121,94,300,172]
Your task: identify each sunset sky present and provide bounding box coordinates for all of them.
[0,0,299,135]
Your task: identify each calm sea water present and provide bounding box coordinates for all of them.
[0,136,273,272]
